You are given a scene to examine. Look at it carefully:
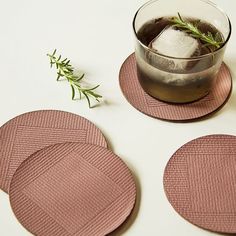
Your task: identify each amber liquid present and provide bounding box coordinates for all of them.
[136,17,224,103]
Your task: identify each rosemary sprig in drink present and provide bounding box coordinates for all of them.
[170,13,223,49]
[47,49,102,108]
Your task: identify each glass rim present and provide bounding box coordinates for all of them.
[132,0,232,61]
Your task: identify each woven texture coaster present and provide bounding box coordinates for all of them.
[9,142,136,236]
[0,110,107,193]
[119,54,232,121]
[163,134,236,234]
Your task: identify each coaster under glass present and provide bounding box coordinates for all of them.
[119,53,232,122]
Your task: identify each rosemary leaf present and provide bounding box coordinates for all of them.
[71,84,75,100]
[83,92,91,108]
[89,85,100,91]
[76,73,85,82]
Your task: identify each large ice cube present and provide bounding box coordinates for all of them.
[149,26,201,70]
[150,26,200,58]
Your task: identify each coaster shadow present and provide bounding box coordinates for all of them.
[212,232,236,236]
[223,88,236,111]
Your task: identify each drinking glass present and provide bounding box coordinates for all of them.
[133,0,231,103]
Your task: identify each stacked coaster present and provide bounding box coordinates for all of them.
[0,110,136,236]
[164,134,236,234]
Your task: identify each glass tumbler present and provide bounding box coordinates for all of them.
[133,0,231,103]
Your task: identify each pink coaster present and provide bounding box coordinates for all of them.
[9,142,136,236]
[119,54,232,121]
[163,134,236,234]
[0,110,107,193]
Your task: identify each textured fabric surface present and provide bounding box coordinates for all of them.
[9,142,136,236]
[0,110,107,193]
[163,134,236,233]
[119,54,232,121]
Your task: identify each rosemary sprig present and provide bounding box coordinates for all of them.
[170,13,223,49]
[47,49,102,108]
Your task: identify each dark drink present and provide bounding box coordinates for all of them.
[135,16,226,103]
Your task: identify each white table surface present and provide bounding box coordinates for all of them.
[0,0,236,235]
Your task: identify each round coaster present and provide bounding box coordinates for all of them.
[9,142,136,236]
[0,110,107,193]
[119,54,232,121]
[163,134,236,234]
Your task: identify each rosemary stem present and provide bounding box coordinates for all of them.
[47,50,102,108]
[170,13,223,49]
